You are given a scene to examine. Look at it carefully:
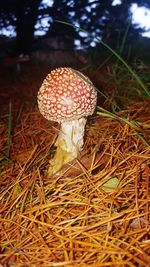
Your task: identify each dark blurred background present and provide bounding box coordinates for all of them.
[0,0,150,67]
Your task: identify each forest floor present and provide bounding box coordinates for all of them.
[0,60,150,267]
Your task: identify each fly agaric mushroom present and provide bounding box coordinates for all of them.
[37,67,97,176]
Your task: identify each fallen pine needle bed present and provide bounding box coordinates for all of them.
[0,98,150,267]
[0,63,150,266]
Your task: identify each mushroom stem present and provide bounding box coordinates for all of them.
[47,117,87,176]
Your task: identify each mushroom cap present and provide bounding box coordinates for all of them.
[37,67,97,123]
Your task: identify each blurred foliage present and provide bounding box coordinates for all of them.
[0,0,150,53]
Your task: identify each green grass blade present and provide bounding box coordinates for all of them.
[97,106,150,148]
[55,20,150,98]
[7,100,12,158]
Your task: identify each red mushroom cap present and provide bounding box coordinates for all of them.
[37,67,97,123]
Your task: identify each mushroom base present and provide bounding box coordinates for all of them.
[47,118,87,176]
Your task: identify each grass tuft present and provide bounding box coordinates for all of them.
[56,20,150,98]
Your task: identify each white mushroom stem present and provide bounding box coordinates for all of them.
[47,117,87,176]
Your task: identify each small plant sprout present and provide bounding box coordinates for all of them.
[37,67,97,176]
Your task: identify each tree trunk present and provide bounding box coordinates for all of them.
[15,0,41,55]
